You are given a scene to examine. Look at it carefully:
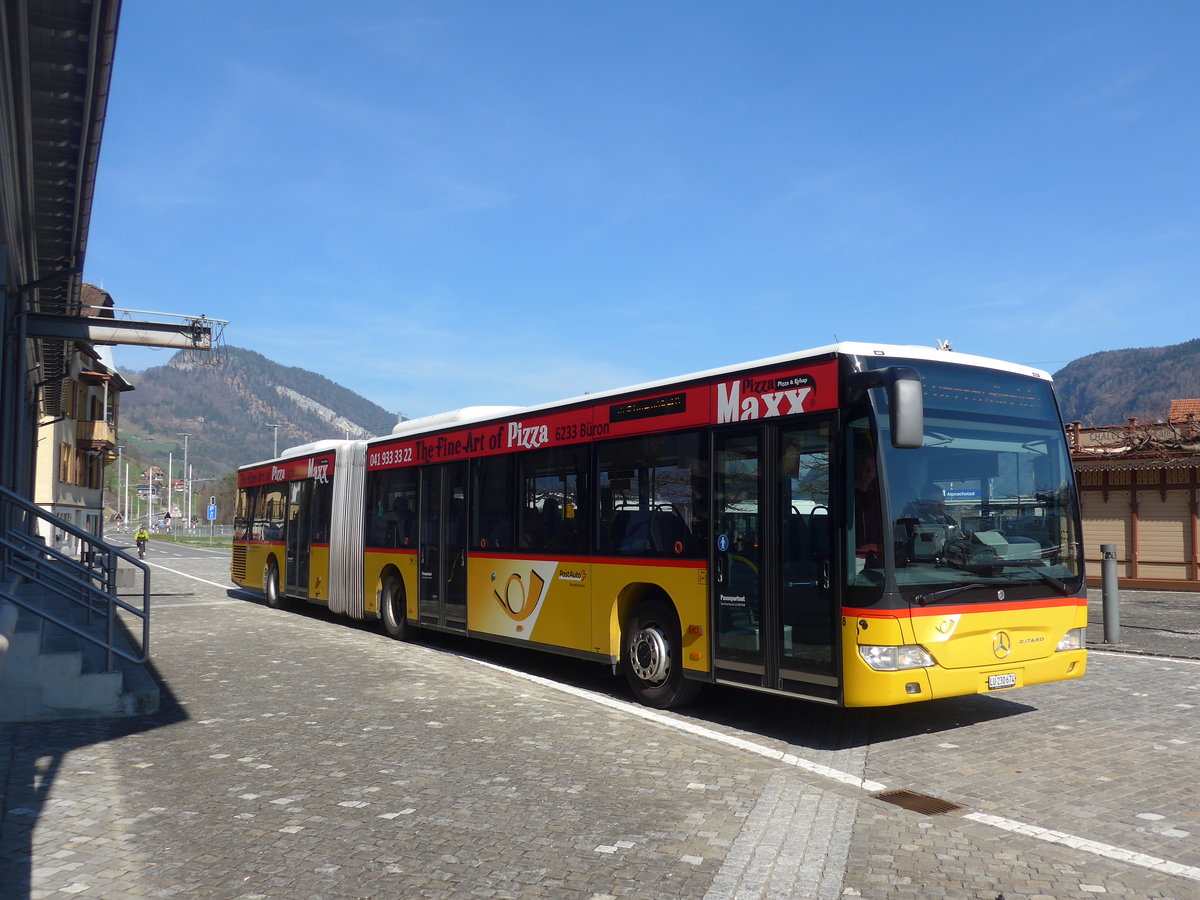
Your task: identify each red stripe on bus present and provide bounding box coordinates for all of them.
[843,596,1087,618]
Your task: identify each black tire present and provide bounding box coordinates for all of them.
[622,598,702,709]
[380,574,411,640]
[264,560,286,609]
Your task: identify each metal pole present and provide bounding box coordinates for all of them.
[1101,543,1120,644]
[178,432,191,532]
[116,445,122,526]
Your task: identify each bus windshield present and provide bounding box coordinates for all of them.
[858,359,1083,604]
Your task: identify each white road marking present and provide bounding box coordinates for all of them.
[1090,648,1200,666]
[144,561,236,592]
[964,812,1200,883]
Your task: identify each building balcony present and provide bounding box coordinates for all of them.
[76,419,116,452]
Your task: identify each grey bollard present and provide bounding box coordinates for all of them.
[1100,544,1119,644]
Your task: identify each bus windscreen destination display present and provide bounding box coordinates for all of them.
[366,359,838,471]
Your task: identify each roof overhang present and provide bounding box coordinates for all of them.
[1,0,123,416]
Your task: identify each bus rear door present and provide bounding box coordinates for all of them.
[285,480,312,597]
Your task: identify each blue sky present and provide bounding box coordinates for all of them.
[86,2,1200,420]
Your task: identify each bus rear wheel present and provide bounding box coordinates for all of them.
[380,574,411,640]
[264,560,286,609]
[622,598,701,709]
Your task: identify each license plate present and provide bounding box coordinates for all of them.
[988,673,1017,690]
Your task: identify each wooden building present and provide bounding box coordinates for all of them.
[1069,400,1200,591]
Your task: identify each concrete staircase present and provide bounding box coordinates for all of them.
[0,583,158,722]
[1,485,157,722]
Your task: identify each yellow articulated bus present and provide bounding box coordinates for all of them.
[231,342,1087,709]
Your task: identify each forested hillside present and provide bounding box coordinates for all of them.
[1052,338,1200,425]
[117,347,398,484]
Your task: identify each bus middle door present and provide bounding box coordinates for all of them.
[418,462,469,631]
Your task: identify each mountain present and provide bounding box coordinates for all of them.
[116,347,398,483]
[1052,338,1200,426]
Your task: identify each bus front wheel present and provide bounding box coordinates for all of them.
[622,599,701,709]
[381,574,412,641]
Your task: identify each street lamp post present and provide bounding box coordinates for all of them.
[167,452,173,534]
[267,423,280,458]
[178,432,192,532]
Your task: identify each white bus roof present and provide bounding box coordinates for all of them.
[369,342,1052,444]
[238,438,363,472]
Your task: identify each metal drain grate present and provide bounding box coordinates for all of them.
[872,789,964,816]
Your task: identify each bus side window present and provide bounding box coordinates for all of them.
[258,486,286,541]
[846,419,886,605]
[366,467,418,549]
[597,432,705,558]
[520,447,587,554]
[234,487,256,540]
[473,456,514,552]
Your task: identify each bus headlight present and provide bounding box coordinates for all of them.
[1056,628,1085,652]
[859,644,935,671]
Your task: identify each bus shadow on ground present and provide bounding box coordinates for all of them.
[695,685,1036,751]
[232,591,1037,753]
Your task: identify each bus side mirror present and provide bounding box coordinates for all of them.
[846,367,925,450]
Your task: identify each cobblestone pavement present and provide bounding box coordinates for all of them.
[1,544,1198,899]
[1085,587,1200,660]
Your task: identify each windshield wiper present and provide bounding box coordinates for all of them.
[915,566,1073,607]
[1009,564,1071,595]
[914,583,992,606]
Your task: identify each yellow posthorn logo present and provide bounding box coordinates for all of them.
[493,570,546,622]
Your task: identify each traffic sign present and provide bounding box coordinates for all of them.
[207,504,217,521]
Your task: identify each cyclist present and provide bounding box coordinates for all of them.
[134,524,150,559]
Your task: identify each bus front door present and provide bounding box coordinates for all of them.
[712,420,838,702]
[418,462,469,630]
[285,480,312,597]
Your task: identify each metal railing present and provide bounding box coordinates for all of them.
[0,484,149,671]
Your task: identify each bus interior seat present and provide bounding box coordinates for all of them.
[649,509,691,555]
[619,510,652,552]
[618,509,692,555]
